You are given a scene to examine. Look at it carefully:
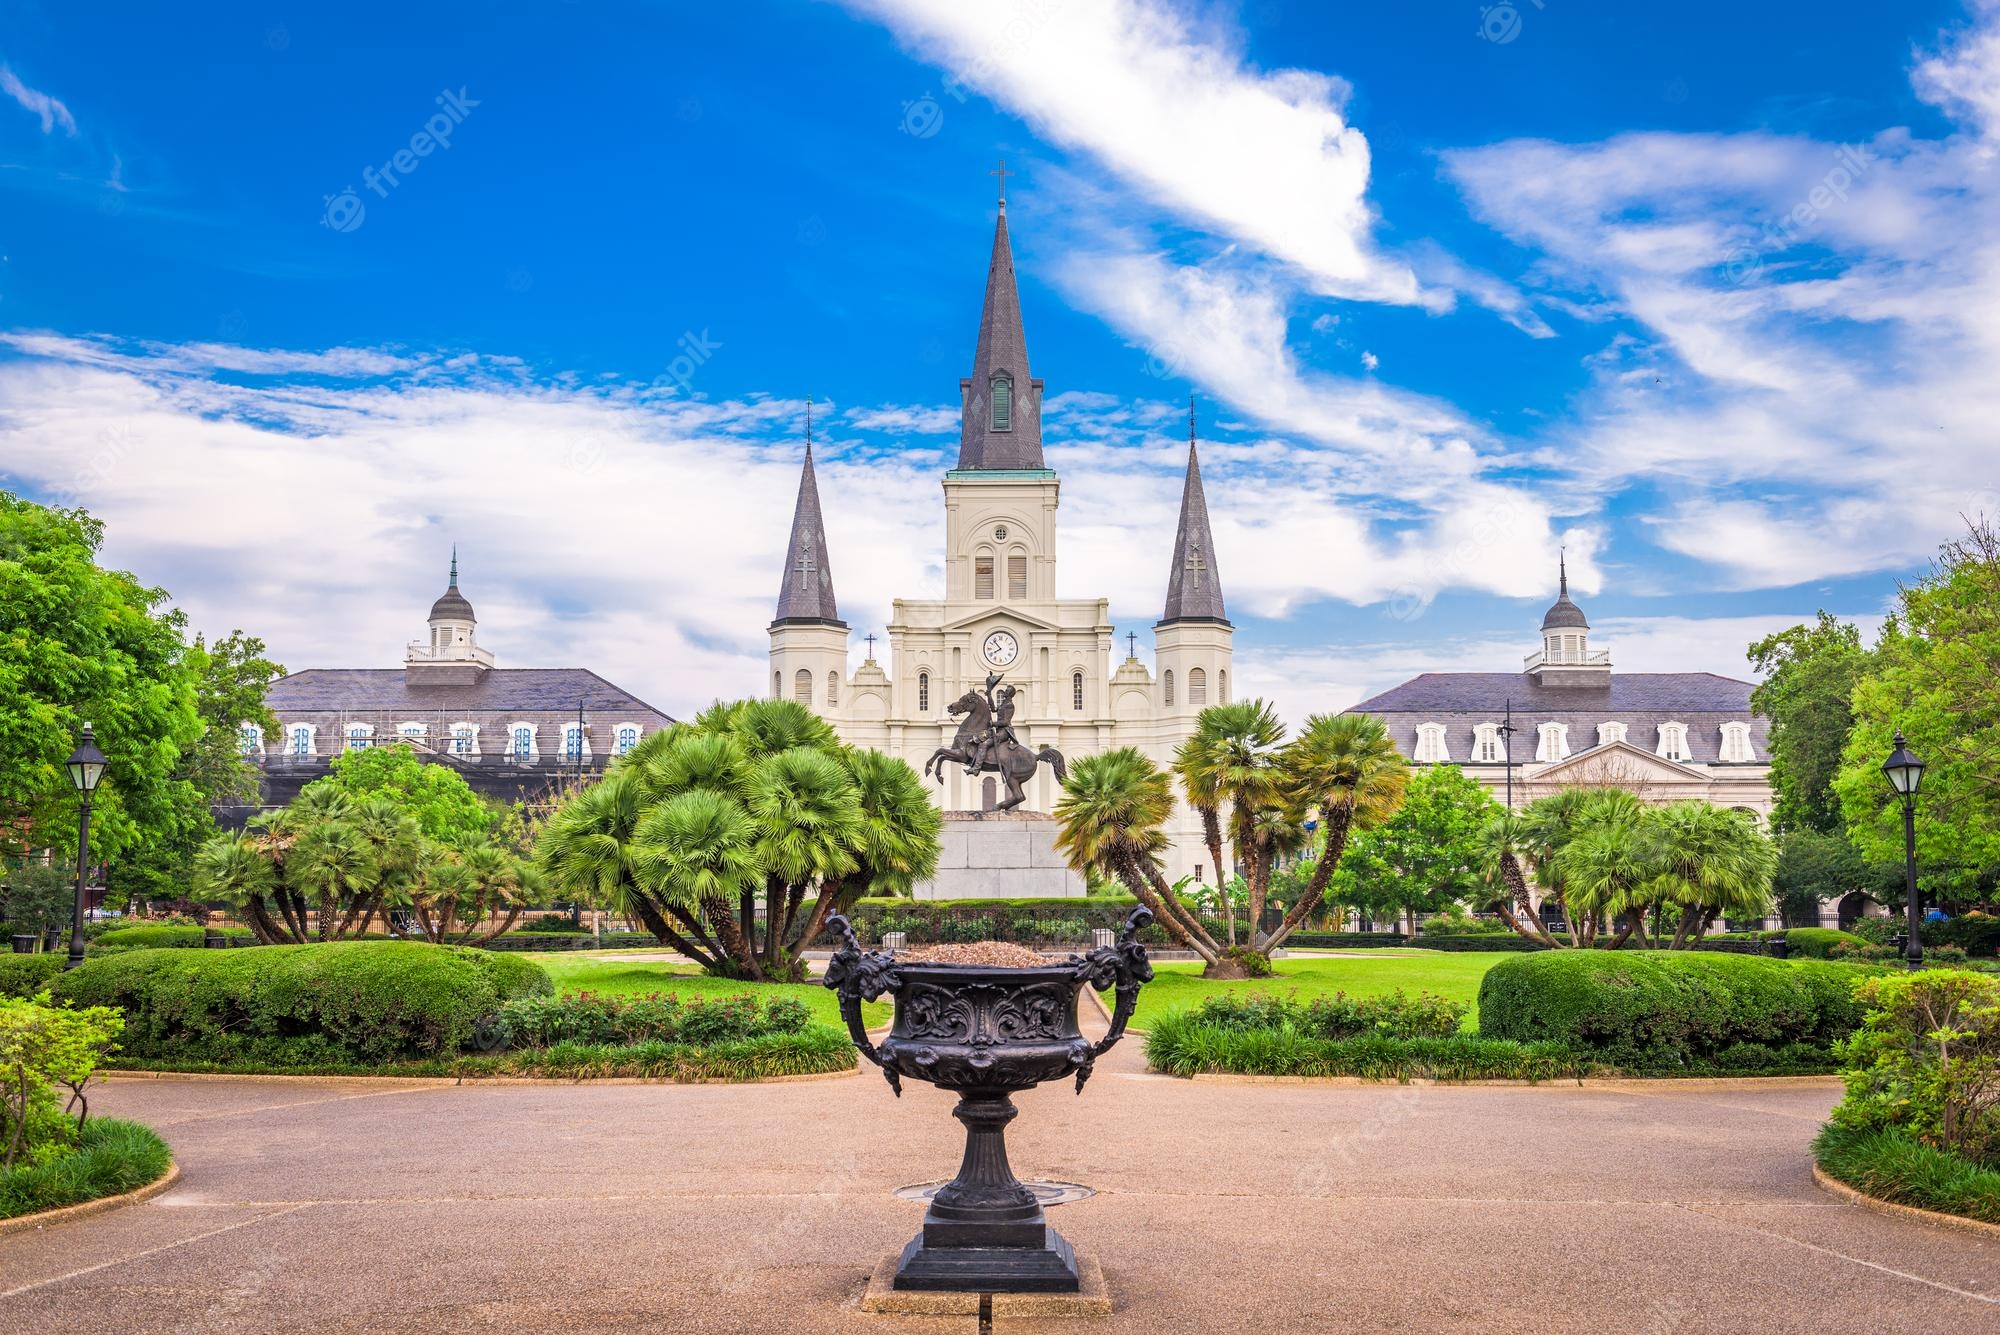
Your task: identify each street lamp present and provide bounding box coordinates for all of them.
[64,723,107,971]
[1880,730,1925,972]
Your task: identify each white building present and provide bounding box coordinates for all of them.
[767,198,1229,882]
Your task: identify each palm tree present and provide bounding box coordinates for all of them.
[742,746,862,973]
[1650,802,1777,947]
[1556,819,1663,947]
[787,747,941,951]
[343,797,426,937]
[631,789,766,979]
[286,818,380,941]
[1174,701,1287,947]
[1054,748,1223,968]
[1270,714,1409,951]
[536,770,726,970]
[1477,813,1556,947]
[193,830,282,943]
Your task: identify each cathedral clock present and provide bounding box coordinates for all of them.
[981,629,1020,667]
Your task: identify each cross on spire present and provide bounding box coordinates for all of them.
[795,538,816,579]
[1185,540,1206,590]
[990,157,1011,207]
[865,631,877,659]
[1126,631,1137,660]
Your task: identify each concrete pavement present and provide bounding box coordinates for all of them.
[2,1043,1995,1333]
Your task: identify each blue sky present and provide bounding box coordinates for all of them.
[3,0,1995,720]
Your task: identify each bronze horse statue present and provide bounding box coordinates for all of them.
[923,687,1067,812]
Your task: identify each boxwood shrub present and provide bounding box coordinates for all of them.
[0,953,62,999]
[90,924,256,953]
[53,941,553,1066]
[1477,950,1877,1071]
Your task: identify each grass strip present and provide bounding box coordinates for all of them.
[1143,1013,1593,1082]
[1812,1123,2000,1225]
[0,1118,172,1221]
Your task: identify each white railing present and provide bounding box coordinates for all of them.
[405,641,495,667]
[1524,648,1612,671]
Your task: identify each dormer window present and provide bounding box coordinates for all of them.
[1718,721,1755,763]
[1535,721,1570,762]
[990,374,1013,432]
[1597,721,1628,748]
[239,724,263,756]
[1413,723,1450,764]
[1474,723,1502,764]
[1657,722,1689,763]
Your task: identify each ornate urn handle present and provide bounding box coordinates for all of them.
[1069,907,1155,1092]
[822,914,903,1096]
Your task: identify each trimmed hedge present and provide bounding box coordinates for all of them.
[90,924,255,953]
[53,941,553,1066]
[479,932,660,952]
[0,953,62,998]
[1922,915,2000,957]
[1144,1016,1590,1081]
[1279,932,1409,949]
[1477,950,1877,1071]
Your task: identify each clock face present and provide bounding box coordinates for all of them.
[982,630,1020,667]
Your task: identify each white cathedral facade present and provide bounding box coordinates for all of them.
[767,198,1228,884]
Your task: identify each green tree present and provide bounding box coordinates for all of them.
[1327,765,1502,931]
[1772,828,1899,926]
[0,492,203,874]
[1836,520,2000,903]
[1749,612,1871,835]
[1647,800,1778,947]
[536,699,940,980]
[1173,701,1287,946]
[178,630,285,807]
[307,744,496,845]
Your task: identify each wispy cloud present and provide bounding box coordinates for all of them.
[0,64,77,136]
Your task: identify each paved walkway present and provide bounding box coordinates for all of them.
[2,1034,1995,1333]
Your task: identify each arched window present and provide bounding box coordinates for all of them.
[1188,667,1207,705]
[346,723,372,752]
[1719,721,1755,763]
[238,724,263,756]
[510,725,535,761]
[918,671,930,712]
[562,724,585,761]
[794,668,812,705]
[1535,721,1569,762]
[1072,671,1084,712]
[1657,722,1689,763]
[991,374,1013,432]
[450,723,476,756]
[772,671,782,700]
[974,555,995,599]
[1597,721,1628,748]
[827,672,840,707]
[1474,723,1501,764]
[1414,723,1449,764]
[1219,669,1228,703]
[1008,554,1027,600]
[399,722,426,744]
[1163,669,1175,706]
[289,725,313,757]
[616,725,640,755]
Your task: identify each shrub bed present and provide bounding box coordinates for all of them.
[1812,1123,2000,1224]
[0,954,61,999]
[1144,1014,1589,1081]
[53,941,553,1066]
[1477,950,1876,1071]
[479,932,660,952]
[0,1118,172,1221]
[89,924,256,953]
[496,991,811,1047]
[1922,914,2000,957]
[1278,932,1409,949]
[1183,990,1467,1040]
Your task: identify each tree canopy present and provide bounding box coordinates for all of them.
[1327,764,1502,925]
[306,744,498,845]
[1749,611,1871,836]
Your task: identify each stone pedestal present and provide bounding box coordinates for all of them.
[914,811,1084,900]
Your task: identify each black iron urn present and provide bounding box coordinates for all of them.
[823,907,1154,1293]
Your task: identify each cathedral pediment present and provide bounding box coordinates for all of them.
[940,606,1064,634]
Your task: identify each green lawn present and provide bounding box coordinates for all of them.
[532,953,888,1029]
[1126,951,1510,1032]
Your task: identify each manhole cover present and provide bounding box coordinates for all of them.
[893,1179,1095,1206]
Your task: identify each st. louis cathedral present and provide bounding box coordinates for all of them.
[768,194,1227,883]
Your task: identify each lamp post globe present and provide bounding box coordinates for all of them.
[1880,730,1925,972]
[64,723,108,971]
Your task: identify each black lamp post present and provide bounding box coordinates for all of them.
[64,723,108,971]
[1880,730,1925,972]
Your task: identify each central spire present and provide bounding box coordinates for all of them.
[1159,396,1228,625]
[773,400,844,627]
[957,176,1045,471]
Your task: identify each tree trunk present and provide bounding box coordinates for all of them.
[1114,855,1219,964]
[708,896,764,981]
[740,888,759,963]
[1493,853,1559,947]
[626,894,721,969]
[1263,804,1356,951]
[1198,804,1233,947]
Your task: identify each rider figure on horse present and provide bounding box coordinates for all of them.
[964,673,1019,774]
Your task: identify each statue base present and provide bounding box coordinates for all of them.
[913,811,1084,900]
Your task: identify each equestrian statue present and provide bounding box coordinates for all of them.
[923,672,1067,812]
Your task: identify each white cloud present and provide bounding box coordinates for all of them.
[1915,0,2000,138]
[844,0,1422,306]
[0,64,76,136]
[842,403,958,435]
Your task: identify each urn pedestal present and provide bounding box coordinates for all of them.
[825,908,1153,1293]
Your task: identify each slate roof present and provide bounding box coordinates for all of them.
[1349,671,1765,767]
[267,668,673,720]
[957,204,1045,470]
[772,443,843,626]
[1159,405,1229,625]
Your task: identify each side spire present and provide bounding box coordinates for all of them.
[772,402,844,627]
[449,544,458,589]
[1160,396,1228,625]
[957,167,1044,470]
